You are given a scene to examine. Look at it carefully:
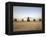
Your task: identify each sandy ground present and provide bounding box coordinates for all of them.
[13,21,42,32]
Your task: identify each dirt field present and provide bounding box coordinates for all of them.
[13,21,42,32]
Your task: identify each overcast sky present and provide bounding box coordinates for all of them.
[13,6,42,20]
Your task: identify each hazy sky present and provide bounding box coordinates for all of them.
[13,6,42,20]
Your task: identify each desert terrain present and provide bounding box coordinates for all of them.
[13,21,42,32]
